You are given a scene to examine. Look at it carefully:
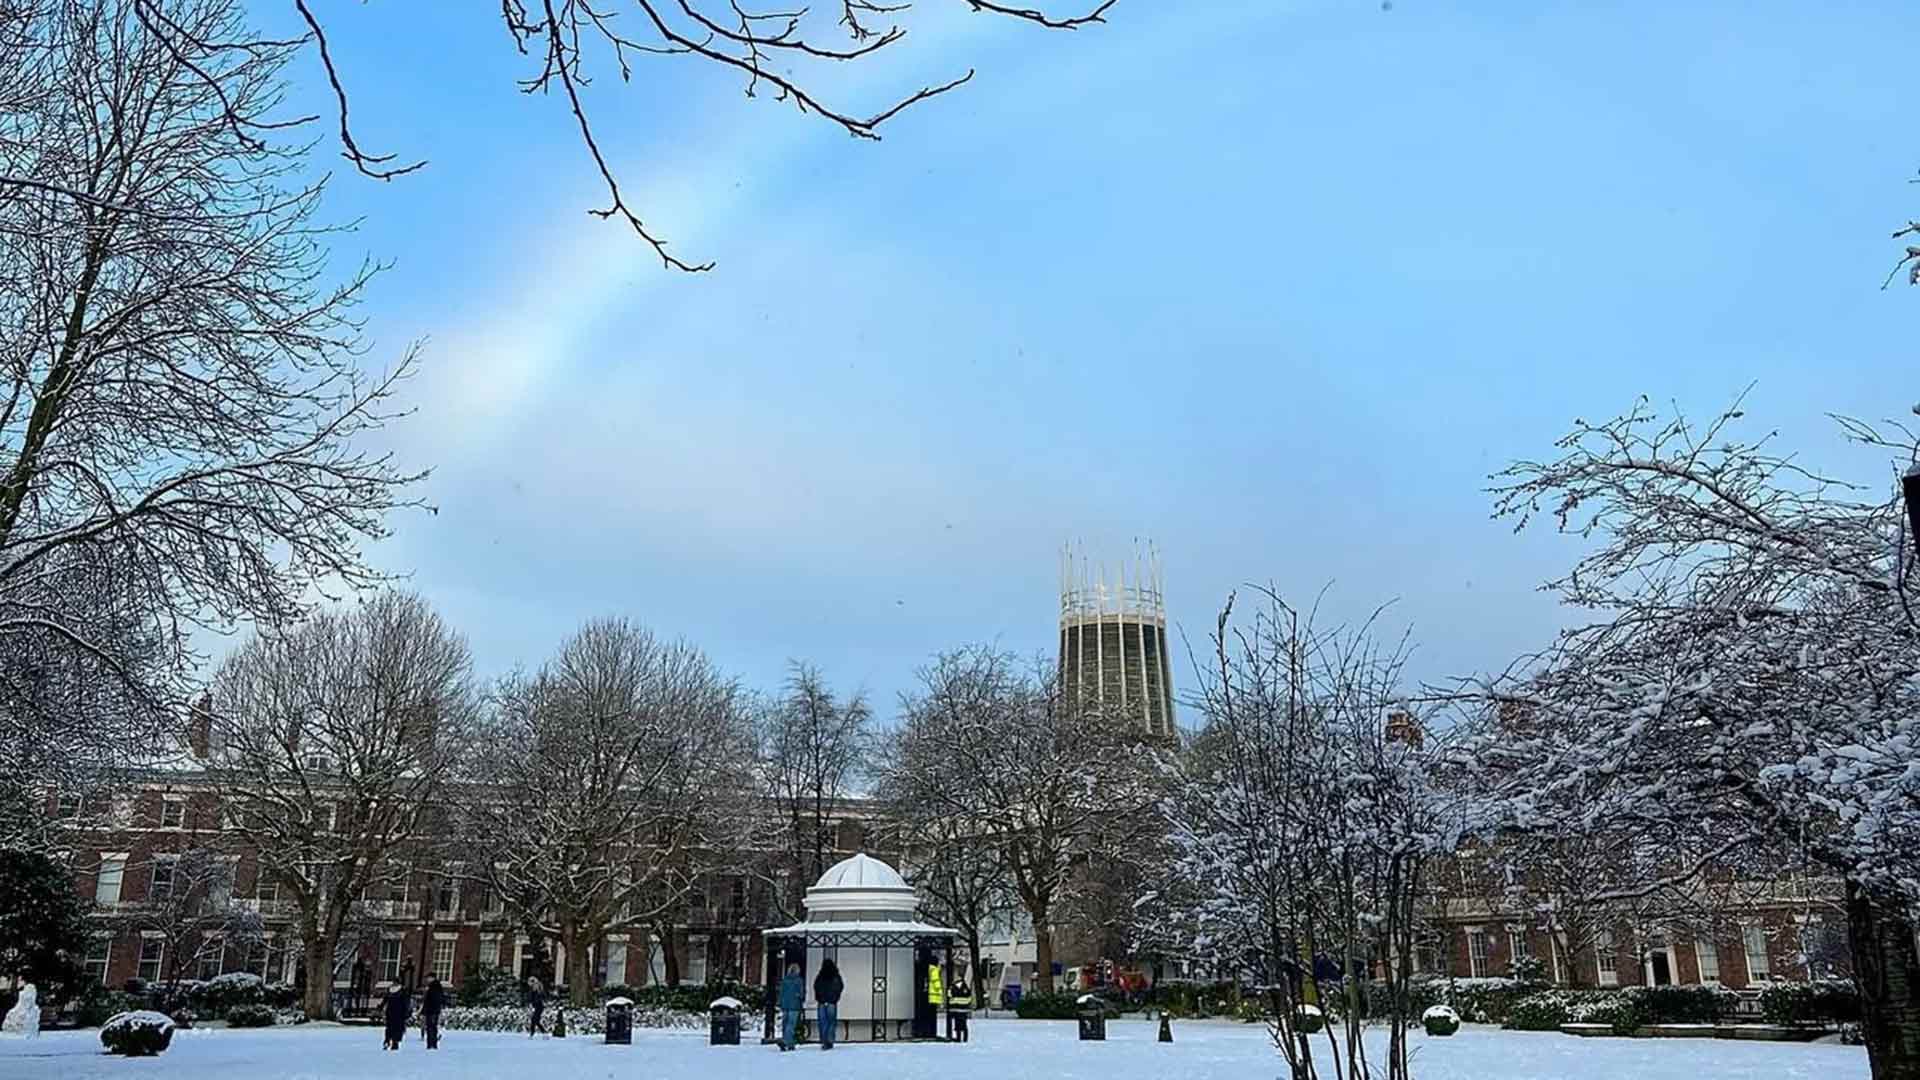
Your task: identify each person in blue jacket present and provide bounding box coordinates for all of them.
[777,962,805,1051]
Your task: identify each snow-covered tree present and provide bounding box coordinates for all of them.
[206,591,476,1020]
[888,645,1164,995]
[1153,590,1442,1080]
[110,847,262,992]
[1468,398,1920,1079]
[465,618,749,1006]
[0,0,425,838]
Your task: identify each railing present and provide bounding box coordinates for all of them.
[361,900,421,920]
[236,898,298,918]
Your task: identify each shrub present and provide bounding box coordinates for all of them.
[1631,984,1737,1025]
[100,1011,176,1056]
[1840,1022,1865,1045]
[1295,1004,1325,1034]
[274,1008,308,1025]
[264,984,300,1010]
[224,1004,276,1028]
[1014,991,1086,1020]
[1506,992,1571,1031]
[1446,977,1529,1025]
[1422,1005,1460,1036]
[73,989,146,1028]
[1507,955,1549,985]
[1569,993,1639,1036]
[458,963,525,1007]
[200,973,266,1014]
[1759,979,1860,1027]
[432,1005,702,1034]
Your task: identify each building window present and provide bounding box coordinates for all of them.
[198,941,225,981]
[379,939,403,984]
[159,798,186,830]
[1695,939,1721,983]
[96,855,127,904]
[1742,925,1771,982]
[601,937,628,986]
[85,938,111,984]
[1466,929,1490,979]
[138,939,165,983]
[149,856,177,903]
[436,879,458,918]
[255,872,279,902]
[686,935,708,986]
[58,792,83,819]
[646,935,665,986]
[1507,927,1532,972]
[431,939,455,983]
[1596,931,1618,987]
[479,935,500,969]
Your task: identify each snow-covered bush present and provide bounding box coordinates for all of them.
[1841,1022,1865,1045]
[431,1005,703,1035]
[100,1011,175,1056]
[201,972,265,1013]
[224,1004,275,1028]
[274,1008,307,1026]
[1422,1005,1459,1036]
[1759,979,1860,1027]
[1568,993,1638,1035]
[1505,992,1570,1031]
[1294,1004,1324,1034]
[1447,977,1528,1025]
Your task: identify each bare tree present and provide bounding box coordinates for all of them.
[889,644,1163,995]
[754,662,871,922]
[112,846,262,993]
[2,0,1119,272]
[1154,591,1441,1080]
[466,617,748,1006]
[1466,397,1920,1079]
[877,802,1011,1005]
[206,591,476,1020]
[0,0,425,833]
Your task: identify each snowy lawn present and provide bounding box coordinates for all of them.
[0,1017,1869,1080]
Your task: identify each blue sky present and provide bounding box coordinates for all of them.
[245,0,1919,717]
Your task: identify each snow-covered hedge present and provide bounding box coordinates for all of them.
[100,1011,175,1056]
[1758,979,1860,1027]
[224,1004,276,1028]
[1294,1003,1324,1034]
[1421,1005,1459,1036]
[428,1005,704,1035]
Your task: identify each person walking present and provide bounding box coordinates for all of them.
[946,966,974,1043]
[777,962,805,1051]
[813,959,844,1051]
[526,975,548,1037]
[422,976,448,1050]
[381,984,412,1051]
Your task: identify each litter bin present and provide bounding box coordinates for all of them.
[1003,985,1022,1011]
[1076,994,1107,1042]
[709,995,742,1046]
[604,996,633,1045]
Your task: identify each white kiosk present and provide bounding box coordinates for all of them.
[762,853,958,1043]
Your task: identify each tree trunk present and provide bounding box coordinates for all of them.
[1846,881,1920,1080]
[302,933,336,1020]
[662,925,682,988]
[565,926,596,1006]
[967,931,985,1007]
[1032,908,1055,994]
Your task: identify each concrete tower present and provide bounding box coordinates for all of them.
[1058,542,1174,737]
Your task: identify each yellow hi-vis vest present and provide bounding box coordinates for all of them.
[927,965,945,1007]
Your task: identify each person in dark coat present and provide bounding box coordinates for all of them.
[381,985,411,1051]
[422,977,448,1050]
[777,963,805,1051]
[526,976,547,1037]
[946,966,974,1043]
[812,959,844,1051]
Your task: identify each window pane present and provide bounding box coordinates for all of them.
[96,857,126,904]
[432,939,454,982]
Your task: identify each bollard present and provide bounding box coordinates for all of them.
[1159,1012,1173,1043]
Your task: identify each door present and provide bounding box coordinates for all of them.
[912,950,935,1038]
[1649,949,1673,986]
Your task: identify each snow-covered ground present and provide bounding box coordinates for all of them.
[0,1017,1869,1080]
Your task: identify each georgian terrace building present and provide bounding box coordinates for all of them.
[42,773,892,1006]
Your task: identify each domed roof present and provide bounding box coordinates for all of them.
[813,852,908,892]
